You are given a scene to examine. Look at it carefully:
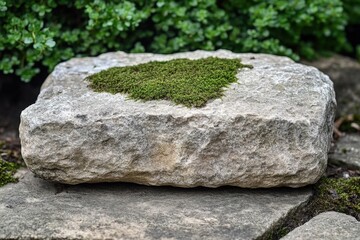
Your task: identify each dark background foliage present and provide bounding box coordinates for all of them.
[0,0,359,82]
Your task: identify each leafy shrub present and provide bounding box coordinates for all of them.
[343,0,360,24]
[343,0,360,60]
[0,0,352,82]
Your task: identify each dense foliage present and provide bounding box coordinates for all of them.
[0,0,357,82]
[343,0,360,59]
[87,57,250,107]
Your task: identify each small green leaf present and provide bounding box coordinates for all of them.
[23,37,33,44]
[45,39,56,48]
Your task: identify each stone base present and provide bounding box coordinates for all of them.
[0,171,312,240]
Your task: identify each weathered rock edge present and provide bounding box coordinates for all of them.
[20,50,336,187]
[0,171,312,240]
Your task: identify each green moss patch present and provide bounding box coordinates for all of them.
[314,177,360,215]
[0,158,20,187]
[261,176,360,240]
[0,140,23,187]
[86,57,252,107]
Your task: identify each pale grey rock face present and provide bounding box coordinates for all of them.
[281,211,360,240]
[0,171,312,240]
[329,134,360,169]
[20,50,336,187]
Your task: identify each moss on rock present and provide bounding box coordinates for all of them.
[260,176,360,240]
[0,158,19,187]
[86,57,252,107]
[314,177,360,215]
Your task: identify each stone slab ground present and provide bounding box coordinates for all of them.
[281,211,360,240]
[0,170,312,240]
[329,134,360,169]
[20,50,336,188]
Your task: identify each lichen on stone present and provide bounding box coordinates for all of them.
[86,57,252,107]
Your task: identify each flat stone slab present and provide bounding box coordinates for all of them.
[281,211,360,240]
[329,134,360,169]
[20,50,336,187]
[0,171,312,240]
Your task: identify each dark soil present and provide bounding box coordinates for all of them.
[0,73,42,141]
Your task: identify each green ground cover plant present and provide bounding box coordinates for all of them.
[0,0,356,82]
[0,158,19,187]
[87,57,250,107]
[262,176,360,239]
[314,177,360,215]
[0,141,22,187]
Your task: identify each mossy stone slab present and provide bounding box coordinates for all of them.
[20,50,336,187]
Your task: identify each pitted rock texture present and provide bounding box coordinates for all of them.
[0,171,312,240]
[281,211,360,240]
[20,50,336,187]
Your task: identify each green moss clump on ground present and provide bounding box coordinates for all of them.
[0,140,23,187]
[86,57,252,108]
[260,176,360,240]
[314,177,360,216]
[0,158,20,187]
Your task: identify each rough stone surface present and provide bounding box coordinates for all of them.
[281,211,360,240]
[303,54,360,117]
[0,171,312,240]
[20,50,336,187]
[329,134,360,169]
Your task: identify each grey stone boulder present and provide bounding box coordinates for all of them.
[0,170,312,240]
[329,134,360,169]
[20,50,336,187]
[281,211,360,240]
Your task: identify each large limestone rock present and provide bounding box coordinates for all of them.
[20,50,336,187]
[281,211,360,240]
[0,170,312,240]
